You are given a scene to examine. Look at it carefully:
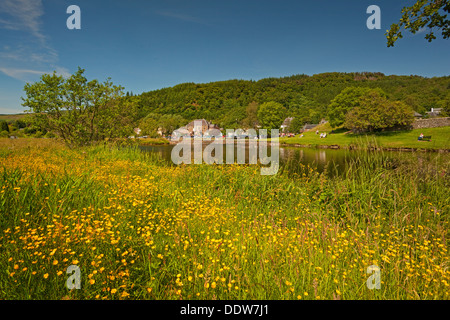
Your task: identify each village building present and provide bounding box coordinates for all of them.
[425,108,442,118]
[177,119,222,136]
[280,117,294,133]
[302,123,318,131]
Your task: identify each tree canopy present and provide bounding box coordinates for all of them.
[241,101,259,130]
[21,69,449,141]
[327,87,375,128]
[344,89,414,132]
[287,117,304,134]
[257,101,286,130]
[386,0,450,47]
[0,120,9,133]
[135,72,449,131]
[22,67,137,147]
[139,113,186,137]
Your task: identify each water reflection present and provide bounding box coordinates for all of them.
[139,143,448,176]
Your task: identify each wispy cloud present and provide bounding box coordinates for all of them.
[0,0,46,42]
[0,67,70,82]
[155,10,209,25]
[416,27,428,34]
[0,17,21,30]
[53,66,71,78]
[0,67,46,79]
[0,0,68,82]
[0,43,57,64]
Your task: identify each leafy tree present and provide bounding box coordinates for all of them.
[158,114,186,135]
[257,101,287,129]
[0,120,9,132]
[22,114,48,137]
[241,101,259,129]
[386,0,450,47]
[287,117,304,134]
[436,91,450,115]
[344,90,414,132]
[139,113,160,137]
[22,67,134,147]
[14,119,27,129]
[218,100,245,129]
[309,109,321,124]
[327,87,373,128]
[133,72,448,129]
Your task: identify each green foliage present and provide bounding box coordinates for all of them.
[257,101,286,129]
[158,114,186,135]
[135,72,449,131]
[327,87,374,128]
[241,101,259,129]
[438,91,450,116]
[0,141,448,299]
[139,113,186,137]
[0,120,9,133]
[139,114,161,137]
[22,67,137,147]
[14,120,27,129]
[287,117,304,134]
[386,0,450,47]
[344,90,415,132]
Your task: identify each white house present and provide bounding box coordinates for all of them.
[280,117,294,132]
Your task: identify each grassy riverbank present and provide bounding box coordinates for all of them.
[136,138,170,146]
[280,124,450,151]
[0,138,448,299]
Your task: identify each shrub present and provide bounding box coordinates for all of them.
[0,120,9,133]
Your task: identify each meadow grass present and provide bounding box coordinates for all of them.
[0,114,28,122]
[0,138,448,300]
[137,138,171,146]
[280,124,450,151]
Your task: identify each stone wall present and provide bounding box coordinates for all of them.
[412,117,450,129]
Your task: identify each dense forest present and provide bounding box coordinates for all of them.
[134,72,450,130]
[11,71,450,140]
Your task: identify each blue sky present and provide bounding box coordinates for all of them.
[0,0,449,114]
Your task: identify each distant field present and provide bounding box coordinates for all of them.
[280,124,450,151]
[0,114,28,121]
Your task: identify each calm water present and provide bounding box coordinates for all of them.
[139,143,448,176]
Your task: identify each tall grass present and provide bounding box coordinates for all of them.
[0,138,448,300]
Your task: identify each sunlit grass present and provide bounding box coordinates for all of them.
[0,138,448,300]
[280,124,450,150]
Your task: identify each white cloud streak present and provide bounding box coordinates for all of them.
[0,67,70,80]
[0,0,46,42]
[0,67,46,78]
[0,0,69,82]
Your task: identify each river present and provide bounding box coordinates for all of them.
[139,142,448,176]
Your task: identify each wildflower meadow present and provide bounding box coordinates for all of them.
[0,138,448,300]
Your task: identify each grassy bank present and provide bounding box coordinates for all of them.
[0,138,448,300]
[137,137,170,146]
[280,124,450,151]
